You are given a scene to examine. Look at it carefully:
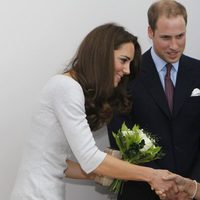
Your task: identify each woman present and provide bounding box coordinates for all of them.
[10,23,177,200]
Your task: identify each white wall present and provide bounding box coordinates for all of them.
[0,0,199,199]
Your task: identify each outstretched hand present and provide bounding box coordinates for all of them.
[156,189,190,200]
[162,173,197,199]
[148,169,179,199]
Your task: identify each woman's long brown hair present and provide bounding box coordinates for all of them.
[64,23,141,131]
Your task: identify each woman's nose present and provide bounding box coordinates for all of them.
[123,64,130,75]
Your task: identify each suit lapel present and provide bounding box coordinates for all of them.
[141,50,171,118]
[140,52,198,118]
[173,55,195,117]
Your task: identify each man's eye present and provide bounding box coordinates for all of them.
[176,34,184,39]
[161,36,170,40]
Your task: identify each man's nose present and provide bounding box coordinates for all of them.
[169,38,179,50]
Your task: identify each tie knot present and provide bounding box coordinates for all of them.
[166,63,173,77]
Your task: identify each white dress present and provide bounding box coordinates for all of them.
[10,75,106,200]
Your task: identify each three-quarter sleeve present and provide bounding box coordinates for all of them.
[52,76,106,173]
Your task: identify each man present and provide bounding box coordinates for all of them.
[108,0,200,199]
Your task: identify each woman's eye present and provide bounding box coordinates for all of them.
[120,58,127,64]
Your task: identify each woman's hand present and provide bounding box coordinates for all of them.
[64,160,95,180]
[148,169,179,199]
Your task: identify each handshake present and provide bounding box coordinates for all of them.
[151,172,198,200]
[95,148,199,200]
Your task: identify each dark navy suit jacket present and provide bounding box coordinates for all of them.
[108,49,200,200]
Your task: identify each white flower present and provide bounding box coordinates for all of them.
[139,131,154,152]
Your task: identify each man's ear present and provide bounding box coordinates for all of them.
[148,26,154,39]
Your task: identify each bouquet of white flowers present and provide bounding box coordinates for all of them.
[109,122,164,193]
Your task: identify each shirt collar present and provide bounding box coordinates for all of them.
[150,47,179,72]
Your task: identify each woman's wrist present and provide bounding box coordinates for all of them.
[142,167,155,183]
